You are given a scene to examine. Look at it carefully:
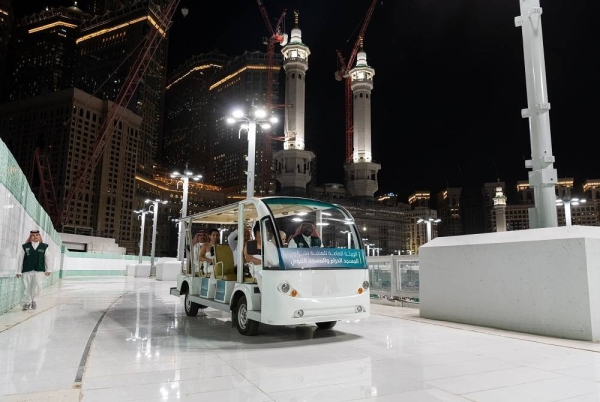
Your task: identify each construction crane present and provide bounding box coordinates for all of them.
[57,0,182,228]
[335,0,378,163]
[255,0,287,195]
[256,0,286,109]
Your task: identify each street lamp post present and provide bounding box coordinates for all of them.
[134,208,153,264]
[417,217,441,243]
[556,197,586,227]
[341,230,351,248]
[146,198,168,276]
[517,0,558,228]
[171,170,202,261]
[226,107,278,198]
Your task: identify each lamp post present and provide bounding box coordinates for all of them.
[517,0,558,228]
[417,217,441,243]
[171,169,202,261]
[341,230,351,248]
[146,198,168,276]
[556,197,586,227]
[134,208,153,264]
[226,107,278,198]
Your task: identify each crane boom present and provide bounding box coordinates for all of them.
[337,0,378,162]
[59,0,181,227]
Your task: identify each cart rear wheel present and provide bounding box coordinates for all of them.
[184,293,199,316]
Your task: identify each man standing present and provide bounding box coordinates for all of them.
[16,230,51,310]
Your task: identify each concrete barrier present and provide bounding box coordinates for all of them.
[126,264,136,276]
[134,263,151,277]
[419,226,600,341]
[156,260,182,281]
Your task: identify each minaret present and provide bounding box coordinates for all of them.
[345,38,380,201]
[274,11,315,196]
[493,185,508,232]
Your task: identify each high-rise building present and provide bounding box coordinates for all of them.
[436,187,462,237]
[83,0,137,15]
[0,0,13,99]
[76,0,170,177]
[203,50,282,195]
[4,4,90,102]
[460,187,485,234]
[162,52,231,176]
[408,191,430,210]
[0,88,142,243]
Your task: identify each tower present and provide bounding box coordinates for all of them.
[493,185,507,232]
[345,39,380,201]
[274,11,314,196]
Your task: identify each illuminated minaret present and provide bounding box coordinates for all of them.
[493,185,507,232]
[345,38,380,201]
[274,11,314,196]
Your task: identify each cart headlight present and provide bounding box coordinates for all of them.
[362,281,369,290]
[278,282,290,293]
[294,309,304,318]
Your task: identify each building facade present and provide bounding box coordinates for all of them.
[162,52,230,177]
[76,0,170,177]
[4,4,90,102]
[0,88,142,244]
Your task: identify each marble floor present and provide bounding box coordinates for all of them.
[1,277,600,402]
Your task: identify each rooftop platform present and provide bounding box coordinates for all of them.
[1,277,599,401]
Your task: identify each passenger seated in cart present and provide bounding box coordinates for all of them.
[244,221,279,290]
[227,225,251,276]
[198,228,219,276]
[192,231,207,276]
[287,221,322,248]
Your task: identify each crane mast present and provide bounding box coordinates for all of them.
[256,0,286,109]
[336,0,378,162]
[58,0,181,228]
[255,1,286,195]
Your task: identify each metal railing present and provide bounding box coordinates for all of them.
[367,255,420,302]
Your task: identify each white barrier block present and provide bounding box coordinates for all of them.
[156,261,182,281]
[126,264,137,276]
[419,226,600,341]
[134,263,151,277]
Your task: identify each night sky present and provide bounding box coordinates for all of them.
[17,0,600,203]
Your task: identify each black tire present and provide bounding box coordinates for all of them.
[235,296,259,336]
[184,293,199,317]
[316,321,337,330]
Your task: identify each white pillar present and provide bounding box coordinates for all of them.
[517,0,558,228]
[247,120,256,198]
[564,202,572,227]
[150,203,159,276]
[138,213,146,264]
[425,221,432,243]
[177,177,189,261]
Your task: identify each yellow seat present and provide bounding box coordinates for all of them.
[213,244,237,281]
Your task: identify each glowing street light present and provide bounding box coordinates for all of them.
[226,106,278,198]
[556,197,586,227]
[145,198,168,276]
[170,169,202,261]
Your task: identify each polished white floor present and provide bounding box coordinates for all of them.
[1,277,600,402]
